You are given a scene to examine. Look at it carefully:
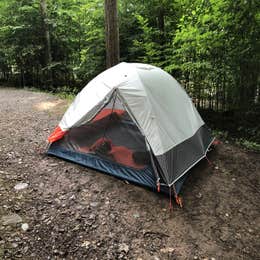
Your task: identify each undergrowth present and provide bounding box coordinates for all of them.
[213,130,260,152]
[25,86,76,101]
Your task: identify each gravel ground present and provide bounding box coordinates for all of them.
[0,87,259,259]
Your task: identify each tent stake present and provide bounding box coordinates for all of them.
[205,155,213,167]
[169,186,173,210]
[172,184,183,208]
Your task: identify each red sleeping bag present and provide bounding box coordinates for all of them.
[79,137,145,169]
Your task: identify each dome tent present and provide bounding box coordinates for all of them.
[47,62,214,204]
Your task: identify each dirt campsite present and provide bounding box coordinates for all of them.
[0,88,259,259]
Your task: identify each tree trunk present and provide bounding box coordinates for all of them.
[40,0,53,88]
[158,8,165,33]
[105,0,119,68]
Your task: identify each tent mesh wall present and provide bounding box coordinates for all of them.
[53,94,152,170]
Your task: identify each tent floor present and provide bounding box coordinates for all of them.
[47,144,187,194]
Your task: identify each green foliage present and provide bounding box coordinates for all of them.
[212,130,260,152]
[212,130,229,140]
[25,85,75,101]
[54,87,76,101]
[169,0,260,110]
[236,139,260,152]
[0,0,105,89]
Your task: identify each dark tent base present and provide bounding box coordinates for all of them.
[47,144,187,195]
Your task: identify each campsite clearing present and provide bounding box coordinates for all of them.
[0,88,259,259]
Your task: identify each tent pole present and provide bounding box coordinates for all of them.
[102,91,117,141]
[146,142,161,192]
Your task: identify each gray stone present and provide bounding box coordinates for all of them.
[119,243,129,254]
[220,227,230,242]
[90,202,99,207]
[160,247,175,254]
[12,243,18,248]
[133,213,140,218]
[14,182,28,191]
[21,223,29,231]
[196,193,202,199]
[81,240,91,249]
[2,214,22,225]
[89,214,95,220]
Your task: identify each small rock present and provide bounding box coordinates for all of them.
[194,256,198,260]
[89,214,95,220]
[119,243,129,254]
[90,202,99,207]
[2,214,22,225]
[211,257,216,260]
[248,228,253,233]
[81,240,91,249]
[58,251,66,256]
[14,205,21,212]
[21,223,29,231]
[225,213,229,217]
[12,243,18,248]
[133,213,140,218]
[220,228,229,242]
[235,232,241,238]
[58,228,65,233]
[214,166,219,170]
[54,198,61,204]
[232,178,236,181]
[53,249,59,255]
[14,183,28,191]
[69,195,75,200]
[196,193,202,199]
[49,163,58,167]
[160,247,175,254]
